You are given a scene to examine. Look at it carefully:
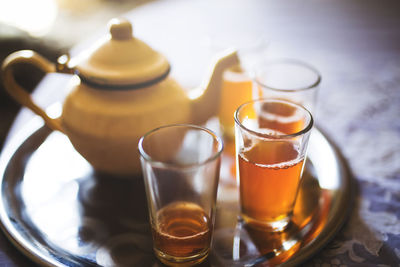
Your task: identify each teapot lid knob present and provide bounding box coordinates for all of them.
[109,18,133,40]
[70,17,170,88]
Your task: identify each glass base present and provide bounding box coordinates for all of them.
[154,247,209,266]
[211,220,302,266]
[211,224,264,267]
[240,214,292,232]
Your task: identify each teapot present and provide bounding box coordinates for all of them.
[2,18,239,176]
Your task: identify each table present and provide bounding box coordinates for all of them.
[1,0,400,266]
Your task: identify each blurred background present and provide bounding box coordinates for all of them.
[0,0,153,150]
[1,0,399,152]
[0,0,399,265]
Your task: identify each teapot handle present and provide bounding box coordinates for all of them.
[1,50,64,132]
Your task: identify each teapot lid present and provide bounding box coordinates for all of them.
[69,18,170,88]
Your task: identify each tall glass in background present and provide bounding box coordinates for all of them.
[234,99,313,231]
[206,36,268,183]
[253,59,321,115]
[138,124,223,266]
[206,36,269,141]
[252,59,321,228]
[218,64,253,141]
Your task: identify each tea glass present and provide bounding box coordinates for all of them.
[206,38,269,184]
[252,59,321,115]
[138,124,223,266]
[234,99,313,231]
[206,36,269,141]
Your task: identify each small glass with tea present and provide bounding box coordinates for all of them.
[234,99,313,231]
[138,124,223,266]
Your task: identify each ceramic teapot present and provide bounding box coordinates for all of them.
[2,18,239,176]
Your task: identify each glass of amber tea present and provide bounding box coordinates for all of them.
[253,59,321,115]
[234,99,313,231]
[138,124,223,266]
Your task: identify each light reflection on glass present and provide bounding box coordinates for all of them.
[45,102,62,119]
[281,239,298,252]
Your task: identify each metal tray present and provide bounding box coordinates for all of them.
[0,119,353,266]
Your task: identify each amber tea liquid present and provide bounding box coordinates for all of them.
[238,138,305,230]
[151,201,211,265]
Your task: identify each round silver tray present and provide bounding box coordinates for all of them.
[0,119,353,266]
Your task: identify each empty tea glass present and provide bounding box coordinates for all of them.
[234,99,313,231]
[138,124,223,266]
[252,59,321,115]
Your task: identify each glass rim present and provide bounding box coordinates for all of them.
[251,58,322,92]
[138,123,224,169]
[234,98,314,139]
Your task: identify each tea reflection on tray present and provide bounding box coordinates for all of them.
[213,155,332,266]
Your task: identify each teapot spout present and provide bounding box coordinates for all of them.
[188,49,240,125]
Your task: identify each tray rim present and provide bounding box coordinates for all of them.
[283,126,355,266]
[0,120,63,267]
[0,120,354,267]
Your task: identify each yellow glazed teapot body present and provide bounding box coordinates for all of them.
[2,18,239,176]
